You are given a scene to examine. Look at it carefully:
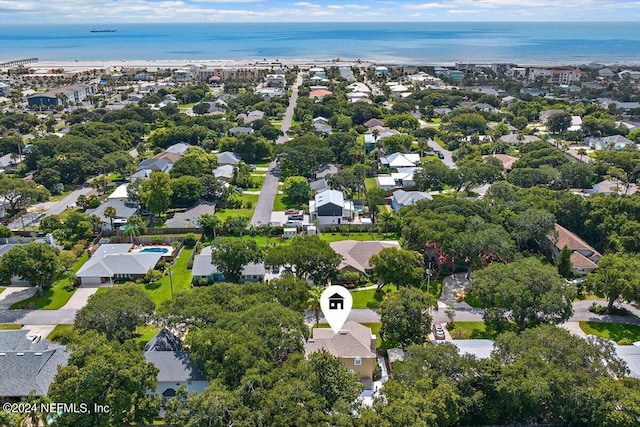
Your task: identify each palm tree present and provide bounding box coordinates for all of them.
[378,210,395,233]
[124,215,145,244]
[306,286,324,327]
[104,206,117,231]
[577,148,587,162]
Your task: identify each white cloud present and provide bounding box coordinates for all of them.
[404,2,453,9]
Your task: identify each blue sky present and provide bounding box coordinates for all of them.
[1,0,639,23]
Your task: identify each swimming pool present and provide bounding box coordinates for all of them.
[140,247,169,254]
[132,245,174,256]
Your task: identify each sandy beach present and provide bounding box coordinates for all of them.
[22,58,377,73]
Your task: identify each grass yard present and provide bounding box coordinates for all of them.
[351,285,397,309]
[450,321,495,339]
[48,188,75,202]
[10,252,89,310]
[579,321,640,344]
[215,209,253,221]
[273,194,304,211]
[246,176,266,191]
[143,248,193,307]
[0,323,21,330]
[0,287,4,294]
[364,177,377,192]
[434,136,447,149]
[95,287,109,295]
[135,325,162,350]
[252,159,273,168]
[47,324,74,343]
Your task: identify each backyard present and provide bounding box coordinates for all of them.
[143,247,194,307]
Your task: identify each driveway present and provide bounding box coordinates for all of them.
[425,138,457,169]
[60,286,100,310]
[251,72,303,226]
[0,308,77,325]
[0,286,36,309]
[10,186,96,230]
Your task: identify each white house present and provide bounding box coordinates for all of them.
[391,189,432,211]
[380,152,420,169]
[144,329,208,404]
[309,189,354,226]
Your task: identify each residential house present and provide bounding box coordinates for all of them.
[228,126,254,136]
[309,189,354,226]
[374,66,389,76]
[499,134,540,145]
[0,153,23,173]
[598,68,615,78]
[591,179,638,196]
[390,167,418,187]
[330,240,400,274]
[75,244,165,285]
[165,143,191,156]
[310,177,331,193]
[314,122,332,135]
[598,98,640,112]
[138,158,173,173]
[474,103,497,113]
[304,321,377,389]
[144,329,208,403]
[375,175,397,191]
[265,74,286,87]
[86,199,138,230]
[0,330,69,398]
[486,154,518,172]
[363,118,384,128]
[391,189,432,211]
[313,163,339,180]
[539,109,566,124]
[379,152,420,169]
[339,67,356,83]
[243,110,264,125]
[165,203,215,228]
[309,89,333,101]
[107,183,130,202]
[618,70,640,80]
[191,246,265,283]
[546,224,601,275]
[213,164,235,181]
[585,135,636,151]
[215,151,242,165]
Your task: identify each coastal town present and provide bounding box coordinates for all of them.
[0,57,639,425]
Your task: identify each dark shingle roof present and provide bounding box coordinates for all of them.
[0,331,69,397]
[144,328,182,352]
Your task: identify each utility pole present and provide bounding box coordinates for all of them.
[168,264,174,300]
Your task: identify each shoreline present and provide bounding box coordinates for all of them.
[6,58,640,73]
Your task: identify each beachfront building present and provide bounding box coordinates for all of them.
[27,83,97,109]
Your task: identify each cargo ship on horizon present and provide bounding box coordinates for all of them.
[90,28,116,33]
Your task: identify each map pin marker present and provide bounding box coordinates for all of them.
[320,285,353,334]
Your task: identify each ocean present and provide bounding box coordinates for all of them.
[1,22,639,65]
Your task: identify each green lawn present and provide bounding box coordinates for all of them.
[252,159,273,168]
[246,176,265,191]
[48,189,75,202]
[434,136,447,149]
[273,194,305,212]
[450,321,495,339]
[364,177,377,192]
[351,285,397,309]
[10,252,89,310]
[47,324,74,343]
[95,287,109,295]
[215,209,253,221]
[0,287,5,295]
[0,323,21,330]
[579,321,640,344]
[135,325,162,350]
[143,248,193,307]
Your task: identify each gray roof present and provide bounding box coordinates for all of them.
[0,330,69,397]
[215,151,241,165]
[144,351,208,383]
[392,189,433,206]
[191,246,265,279]
[86,199,138,223]
[228,127,253,135]
[76,244,163,279]
[330,240,400,273]
[448,339,495,359]
[165,203,215,228]
[213,164,234,179]
[145,328,182,352]
[165,143,191,155]
[138,158,172,171]
[499,134,541,144]
[314,189,344,208]
[615,345,640,378]
[310,177,331,192]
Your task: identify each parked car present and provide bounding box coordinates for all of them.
[284,220,302,226]
[288,214,303,221]
[434,150,445,159]
[433,323,446,340]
